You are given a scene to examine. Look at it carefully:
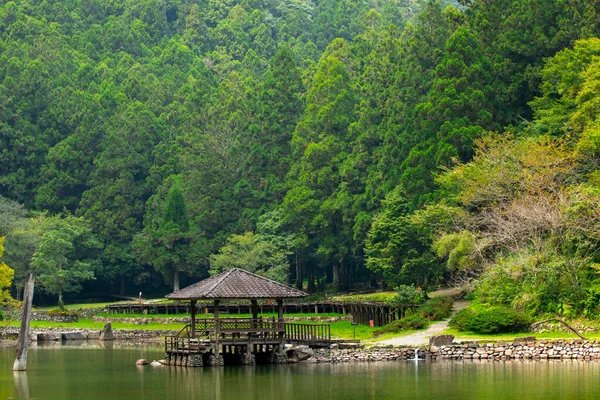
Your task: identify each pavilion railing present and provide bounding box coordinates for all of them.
[166,318,331,353]
[285,323,331,344]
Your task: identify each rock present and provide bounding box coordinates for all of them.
[37,333,58,341]
[87,331,101,340]
[150,360,162,367]
[61,332,87,341]
[429,335,454,347]
[136,359,148,366]
[158,359,168,365]
[287,347,314,362]
[99,322,114,341]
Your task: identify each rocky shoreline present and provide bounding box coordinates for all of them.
[298,339,600,363]
[3,326,600,363]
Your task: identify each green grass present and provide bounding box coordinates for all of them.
[1,319,186,331]
[331,292,396,302]
[0,319,378,340]
[97,312,345,319]
[441,327,600,341]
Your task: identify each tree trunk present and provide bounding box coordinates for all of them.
[173,269,180,292]
[13,273,35,371]
[332,263,340,292]
[58,291,63,307]
[307,271,316,293]
[173,269,180,304]
[295,257,303,290]
[120,277,126,296]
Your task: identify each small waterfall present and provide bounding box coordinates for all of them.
[413,348,419,361]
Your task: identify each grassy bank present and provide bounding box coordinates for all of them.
[0,319,381,341]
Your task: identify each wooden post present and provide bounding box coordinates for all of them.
[13,273,35,371]
[214,299,220,359]
[251,299,258,320]
[190,300,197,337]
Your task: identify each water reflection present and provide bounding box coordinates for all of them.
[12,372,29,400]
[3,346,600,400]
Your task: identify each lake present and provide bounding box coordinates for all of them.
[1,342,600,399]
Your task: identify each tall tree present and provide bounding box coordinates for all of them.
[31,214,101,307]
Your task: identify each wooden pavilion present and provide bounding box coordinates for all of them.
[164,268,331,367]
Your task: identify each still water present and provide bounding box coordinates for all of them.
[1,342,600,400]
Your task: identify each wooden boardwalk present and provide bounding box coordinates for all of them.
[108,301,410,327]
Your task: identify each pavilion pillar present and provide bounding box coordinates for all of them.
[190,300,197,337]
[213,299,223,365]
[276,298,284,345]
[276,299,284,321]
[251,299,258,320]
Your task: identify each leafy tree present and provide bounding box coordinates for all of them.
[134,180,193,292]
[31,214,101,307]
[210,231,291,283]
[0,237,16,306]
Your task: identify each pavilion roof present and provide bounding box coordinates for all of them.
[165,268,307,300]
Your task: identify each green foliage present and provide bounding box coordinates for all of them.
[450,306,531,334]
[374,314,429,336]
[0,310,4,321]
[31,214,101,305]
[48,309,78,318]
[388,285,424,309]
[1,0,600,305]
[0,237,16,306]
[417,297,454,321]
[210,231,290,283]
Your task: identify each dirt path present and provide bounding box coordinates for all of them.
[377,299,470,346]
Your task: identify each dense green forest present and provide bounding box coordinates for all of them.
[1,0,600,317]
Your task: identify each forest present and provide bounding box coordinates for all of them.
[1,0,600,318]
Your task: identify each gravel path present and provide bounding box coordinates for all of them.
[377,299,470,346]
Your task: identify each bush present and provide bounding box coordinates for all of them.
[417,297,454,321]
[0,310,4,321]
[449,308,475,331]
[374,314,429,337]
[48,309,78,318]
[450,306,530,334]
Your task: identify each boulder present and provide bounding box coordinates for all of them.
[61,332,87,341]
[37,333,58,341]
[136,359,148,366]
[99,322,114,341]
[150,360,162,367]
[287,347,314,362]
[87,331,101,340]
[429,335,454,347]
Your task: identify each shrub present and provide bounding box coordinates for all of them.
[0,310,4,321]
[417,297,454,321]
[48,309,79,318]
[374,314,429,337]
[449,308,475,331]
[450,306,530,334]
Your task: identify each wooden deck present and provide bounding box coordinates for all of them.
[165,317,331,355]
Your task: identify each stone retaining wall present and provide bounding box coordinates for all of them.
[0,326,174,341]
[5,307,106,321]
[294,340,600,363]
